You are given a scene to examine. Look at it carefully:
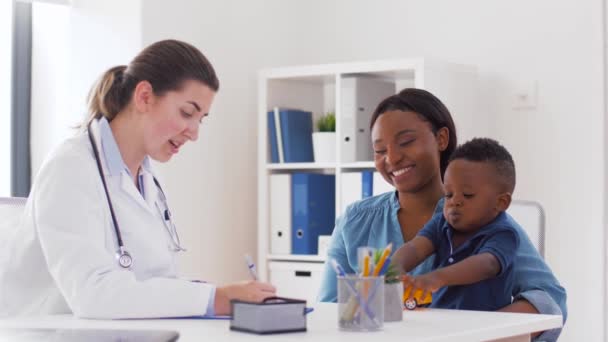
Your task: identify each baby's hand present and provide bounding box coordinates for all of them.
[402,272,444,302]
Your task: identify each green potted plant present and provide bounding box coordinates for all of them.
[312,111,336,162]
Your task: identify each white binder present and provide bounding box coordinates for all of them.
[372,172,394,196]
[340,77,395,162]
[270,174,292,254]
[340,172,362,213]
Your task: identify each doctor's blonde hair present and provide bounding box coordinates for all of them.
[84,39,219,126]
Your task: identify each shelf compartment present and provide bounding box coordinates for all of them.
[340,161,376,170]
[266,163,337,170]
[267,254,326,263]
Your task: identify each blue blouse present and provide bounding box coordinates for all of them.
[318,191,567,342]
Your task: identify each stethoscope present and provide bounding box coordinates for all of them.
[87,121,186,269]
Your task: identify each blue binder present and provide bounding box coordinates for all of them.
[291,173,335,254]
[362,171,373,199]
[278,109,314,163]
[267,111,279,163]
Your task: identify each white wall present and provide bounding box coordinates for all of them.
[142,1,604,340]
[31,0,142,178]
[31,2,70,178]
[0,0,13,196]
[141,0,307,285]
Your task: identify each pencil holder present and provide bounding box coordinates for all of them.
[337,275,384,331]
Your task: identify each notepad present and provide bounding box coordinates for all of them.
[170,314,231,320]
[0,328,179,342]
[169,308,312,321]
[230,297,308,334]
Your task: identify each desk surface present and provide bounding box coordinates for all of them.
[0,303,561,342]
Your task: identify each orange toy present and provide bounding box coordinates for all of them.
[402,283,433,310]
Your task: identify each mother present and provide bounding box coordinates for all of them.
[318,88,566,341]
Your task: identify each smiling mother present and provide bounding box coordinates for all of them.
[317,88,567,341]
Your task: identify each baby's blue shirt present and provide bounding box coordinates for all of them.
[419,211,519,311]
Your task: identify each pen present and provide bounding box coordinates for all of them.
[330,259,347,277]
[244,254,258,280]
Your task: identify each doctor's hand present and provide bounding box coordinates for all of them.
[214,280,276,315]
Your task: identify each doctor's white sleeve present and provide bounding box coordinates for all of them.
[33,149,215,319]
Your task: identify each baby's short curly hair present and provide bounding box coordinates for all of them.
[449,138,516,193]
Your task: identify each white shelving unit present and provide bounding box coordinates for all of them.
[266,163,337,171]
[257,58,478,303]
[267,254,327,263]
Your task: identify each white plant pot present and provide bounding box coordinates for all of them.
[312,132,336,163]
[384,282,404,322]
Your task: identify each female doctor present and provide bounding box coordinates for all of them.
[0,39,276,318]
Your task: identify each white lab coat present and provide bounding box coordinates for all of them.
[0,120,214,319]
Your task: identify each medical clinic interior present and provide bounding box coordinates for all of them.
[0,0,606,341]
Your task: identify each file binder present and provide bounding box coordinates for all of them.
[362,171,373,198]
[341,77,395,162]
[230,297,308,334]
[276,108,314,163]
[340,172,362,213]
[372,172,395,195]
[340,171,374,213]
[292,173,335,254]
[270,174,292,254]
[267,111,281,163]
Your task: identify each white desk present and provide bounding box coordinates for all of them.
[0,303,561,342]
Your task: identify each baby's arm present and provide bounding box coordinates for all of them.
[392,211,443,274]
[425,253,500,286]
[391,236,435,274]
[402,253,500,301]
[405,229,518,299]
